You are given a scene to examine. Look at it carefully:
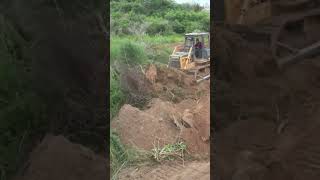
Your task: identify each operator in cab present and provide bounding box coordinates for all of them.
[195,38,203,58]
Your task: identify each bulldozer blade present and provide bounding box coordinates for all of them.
[277,41,320,68]
[271,8,320,68]
[196,74,210,83]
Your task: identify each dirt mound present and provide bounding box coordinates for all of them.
[215,26,320,179]
[149,65,209,102]
[14,135,107,180]
[112,102,180,150]
[112,64,210,155]
[117,161,210,180]
[112,97,210,155]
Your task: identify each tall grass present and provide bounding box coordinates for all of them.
[110,34,182,118]
[110,130,128,178]
[111,38,148,66]
[110,68,125,119]
[111,34,182,65]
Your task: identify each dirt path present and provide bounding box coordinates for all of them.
[117,161,210,180]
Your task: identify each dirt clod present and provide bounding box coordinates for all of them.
[14,135,107,180]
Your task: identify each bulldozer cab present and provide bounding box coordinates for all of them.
[168,32,210,82]
[168,32,210,69]
[184,32,210,59]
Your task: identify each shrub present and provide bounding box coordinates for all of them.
[110,68,125,119]
[146,17,173,35]
[110,130,128,178]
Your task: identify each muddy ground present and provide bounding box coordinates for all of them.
[214,26,320,180]
[112,64,210,179]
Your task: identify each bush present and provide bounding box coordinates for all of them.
[146,17,173,35]
[111,0,209,35]
[110,130,128,178]
[111,38,148,66]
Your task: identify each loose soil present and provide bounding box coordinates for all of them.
[214,26,320,180]
[117,161,210,180]
[112,64,210,179]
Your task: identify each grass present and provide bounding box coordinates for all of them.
[110,34,184,119]
[110,68,125,119]
[111,132,188,179]
[111,38,148,66]
[152,141,187,162]
[111,34,183,65]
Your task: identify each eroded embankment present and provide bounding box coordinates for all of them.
[112,64,210,156]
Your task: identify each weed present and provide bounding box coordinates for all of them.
[110,130,128,175]
[152,141,187,162]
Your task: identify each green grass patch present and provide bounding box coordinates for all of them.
[152,141,187,162]
[111,34,182,65]
[111,38,148,66]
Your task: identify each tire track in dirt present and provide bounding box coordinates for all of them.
[118,161,210,180]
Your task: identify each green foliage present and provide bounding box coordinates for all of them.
[111,35,182,67]
[111,38,148,66]
[146,17,173,35]
[110,130,128,176]
[111,0,209,35]
[110,68,125,119]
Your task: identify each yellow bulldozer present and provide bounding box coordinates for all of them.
[168,32,210,82]
[215,0,320,68]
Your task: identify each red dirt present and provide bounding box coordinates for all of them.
[13,135,107,180]
[112,96,210,155]
[214,26,320,180]
[112,65,210,156]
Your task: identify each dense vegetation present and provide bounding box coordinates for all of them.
[110,0,209,36]
[110,0,209,178]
